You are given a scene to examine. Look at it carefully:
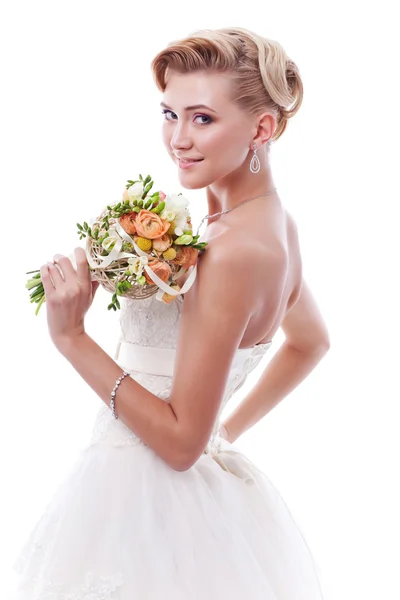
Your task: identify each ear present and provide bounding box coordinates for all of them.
[252,111,276,147]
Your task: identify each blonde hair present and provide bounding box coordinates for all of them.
[151,27,304,144]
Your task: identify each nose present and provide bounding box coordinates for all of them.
[169,120,192,153]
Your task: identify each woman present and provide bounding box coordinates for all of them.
[12,27,330,599]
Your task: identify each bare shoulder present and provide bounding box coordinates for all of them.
[280,210,331,353]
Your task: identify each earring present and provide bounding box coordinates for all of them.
[250,143,261,173]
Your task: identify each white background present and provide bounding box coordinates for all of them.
[1,1,399,598]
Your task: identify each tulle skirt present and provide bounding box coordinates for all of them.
[10,430,325,599]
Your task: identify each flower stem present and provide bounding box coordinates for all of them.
[35,294,46,316]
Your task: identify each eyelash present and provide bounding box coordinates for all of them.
[161,109,212,125]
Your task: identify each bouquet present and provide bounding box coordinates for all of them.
[26,174,208,315]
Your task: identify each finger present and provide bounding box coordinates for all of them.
[40,264,56,299]
[47,261,64,287]
[92,280,100,297]
[53,254,77,282]
[74,247,91,286]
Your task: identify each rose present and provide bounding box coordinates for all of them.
[119,212,137,235]
[171,246,199,268]
[152,234,173,252]
[162,193,190,233]
[165,193,189,213]
[122,182,144,203]
[135,210,171,240]
[160,209,176,223]
[144,258,172,284]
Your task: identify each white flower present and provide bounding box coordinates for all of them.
[174,227,184,237]
[102,231,121,253]
[128,255,148,276]
[126,182,144,203]
[165,193,189,215]
[175,213,190,231]
[160,209,176,222]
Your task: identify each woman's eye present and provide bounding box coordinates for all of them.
[161,109,211,125]
[161,109,177,121]
[194,114,212,125]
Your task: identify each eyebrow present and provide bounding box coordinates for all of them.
[160,101,218,114]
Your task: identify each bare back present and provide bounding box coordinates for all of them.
[177,196,302,349]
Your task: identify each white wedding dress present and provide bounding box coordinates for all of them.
[10,292,325,599]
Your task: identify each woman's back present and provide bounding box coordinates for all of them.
[182,195,303,349]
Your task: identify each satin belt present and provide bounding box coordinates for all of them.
[114,339,257,377]
[114,340,262,484]
[115,340,176,377]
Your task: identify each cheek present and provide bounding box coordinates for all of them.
[206,123,247,157]
[200,128,231,157]
[161,126,171,149]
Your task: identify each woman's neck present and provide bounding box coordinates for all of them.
[205,160,276,216]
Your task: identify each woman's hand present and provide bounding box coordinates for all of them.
[218,423,231,442]
[40,247,100,348]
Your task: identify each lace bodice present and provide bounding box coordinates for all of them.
[88,294,272,454]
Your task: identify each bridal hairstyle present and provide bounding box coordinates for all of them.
[150,26,304,146]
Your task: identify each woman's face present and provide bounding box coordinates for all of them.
[161,70,256,189]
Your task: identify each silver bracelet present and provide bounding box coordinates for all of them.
[110,370,130,419]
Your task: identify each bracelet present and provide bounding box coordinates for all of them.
[110,370,130,419]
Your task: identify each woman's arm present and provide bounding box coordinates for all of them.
[57,332,182,465]
[51,234,283,472]
[221,342,329,443]
[221,277,331,442]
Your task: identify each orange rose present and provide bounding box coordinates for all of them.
[119,212,137,235]
[171,246,199,268]
[153,233,173,252]
[135,210,171,240]
[144,258,172,284]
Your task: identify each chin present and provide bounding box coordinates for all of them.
[177,166,218,191]
[178,178,206,191]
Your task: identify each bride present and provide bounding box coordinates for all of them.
[12,26,330,599]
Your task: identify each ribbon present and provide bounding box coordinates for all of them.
[203,437,263,485]
[82,219,198,299]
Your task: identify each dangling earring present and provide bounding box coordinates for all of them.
[250,143,261,174]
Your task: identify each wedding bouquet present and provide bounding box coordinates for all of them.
[26,174,208,315]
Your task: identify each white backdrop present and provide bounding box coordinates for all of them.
[1,1,399,598]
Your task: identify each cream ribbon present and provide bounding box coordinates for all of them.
[84,218,198,298]
[204,437,263,485]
